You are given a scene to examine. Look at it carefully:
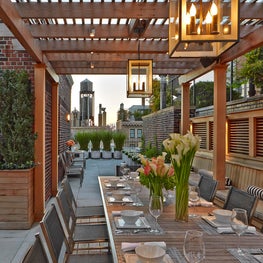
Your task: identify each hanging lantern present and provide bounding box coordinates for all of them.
[127,59,153,98]
[169,0,240,58]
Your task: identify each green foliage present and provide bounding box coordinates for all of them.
[190,81,214,108]
[0,70,36,169]
[89,132,101,150]
[190,81,242,108]
[75,130,126,151]
[100,130,112,151]
[149,78,172,112]
[75,132,92,150]
[237,47,263,94]
[132,109,151,121]
[142,136,161,158]
[112,132,126,151]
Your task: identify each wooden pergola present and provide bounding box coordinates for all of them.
[0,0,263,77]
[1,0,263,220]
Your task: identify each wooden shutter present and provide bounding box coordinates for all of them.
[193,122,207,150]
[256,117,263,157]
[228,118,249,155]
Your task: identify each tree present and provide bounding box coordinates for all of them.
[190,81,214,108]
[190,81,242,108]
[237,47,263,95]
[149,78,172,112]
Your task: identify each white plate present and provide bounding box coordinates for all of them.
[107,196,133,203]
[124,253,173,263]
[114,216,151,229]
[105,182,126,188]
[201,215,230,228]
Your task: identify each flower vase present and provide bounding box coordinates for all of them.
[175,182,189,221]
[149,182,163,203]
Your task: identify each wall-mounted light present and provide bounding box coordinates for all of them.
[169,0,239,58]
[66,113,71,122]
[90,28,95,38]
[127,59,153,98]
[90,62,94,69]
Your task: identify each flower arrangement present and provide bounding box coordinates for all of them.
[163,131,200,221]
[137,154,175,199]
[66,139,75,147]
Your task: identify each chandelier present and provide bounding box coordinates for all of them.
[169,0,239,58]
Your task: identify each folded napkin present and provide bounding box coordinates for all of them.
[121,241,166,252]
[200,200,213,207]
[112,210,144,217]
[216,226,256,234]
[188,199,213,207]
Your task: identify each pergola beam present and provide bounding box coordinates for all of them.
[39,39,168,53]
[15,2,263,20]
[15,2,168,19]
[0,0,42,63]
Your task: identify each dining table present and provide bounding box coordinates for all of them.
[98,176,263,263]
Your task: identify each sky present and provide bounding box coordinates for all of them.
[71,72,214,126]
[71,75,146,126]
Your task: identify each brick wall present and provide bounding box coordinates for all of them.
[0,37,34,80]
[142,106,195,152]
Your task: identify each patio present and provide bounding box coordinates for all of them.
[0,156,126,263]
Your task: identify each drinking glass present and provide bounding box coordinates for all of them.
[119,162,127,179]
[189,186,200,218]
[183,230,205,263]
[230,208,248,255]
[149,195,163,233]
[133,179,143,206]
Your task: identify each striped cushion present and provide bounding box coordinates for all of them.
[247,185,263,200]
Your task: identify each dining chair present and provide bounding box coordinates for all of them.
[56,188,110,253]
[198,174,218,202]
[223,186,258,221]
[65,151,86,168]
[22,233,49,263]
[61,177,105,223]
[40,204,113,263]
[60,153,84,186]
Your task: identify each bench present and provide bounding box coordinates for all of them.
[191,168,263,230]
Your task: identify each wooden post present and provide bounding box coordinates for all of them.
[181,82,191,135]
[51,82,59,196]
[34,64,46,221]
[213,63,228,189]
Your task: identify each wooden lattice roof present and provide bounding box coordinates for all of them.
[1,0,263,80]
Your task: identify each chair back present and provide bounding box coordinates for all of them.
[223,186,258,221]
[198,175,218,202]
[40,204,70,263]
[22,233,49,263]
[62,177,78,210]
[56,188,77,252]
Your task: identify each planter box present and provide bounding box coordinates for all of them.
[0,168,34,229]
[91,151,101,159]
[102,151,113,159]
[114,151,123,159]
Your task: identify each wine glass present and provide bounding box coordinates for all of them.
[189,186,200,218]
[149,195,163,233]
[230,208,248,255]
[183,230,205,263]
[133,179,143,206]
[119,162,127,179]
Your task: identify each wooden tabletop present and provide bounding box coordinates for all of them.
[98,176,263,263]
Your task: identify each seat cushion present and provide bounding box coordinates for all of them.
[247,185,263,200]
